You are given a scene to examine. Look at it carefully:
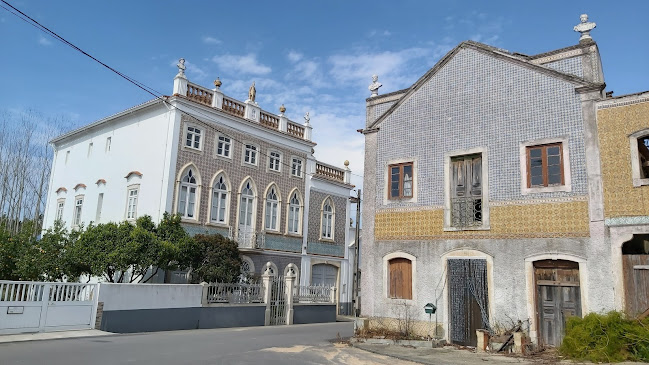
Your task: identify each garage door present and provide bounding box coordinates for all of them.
[311,264,337,287]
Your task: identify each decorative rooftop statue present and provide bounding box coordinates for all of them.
[176,58,186,78]
[574,14,596,42]
[248,82,256,102]
[369,74,382,97]
[304,112,310,125]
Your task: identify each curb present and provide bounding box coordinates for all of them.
[350,342,431,365]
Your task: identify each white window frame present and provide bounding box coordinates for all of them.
[519,136,571,195]
[215,134,232,159]
[291,156,304,178]
[286,189,303,236]
[73,195,84,228]
[125,185,139,221]
[183,123,204,152]
[236,178,258,242]
[319,197,335,241]
[242,143,259,166]
[96,193,104,223]
[629,129,649,187]
[87,142,93,157]
[382,251,417,303]
[176,165,201,221]
[208,172,230,225]
[267,150,282,173]
[55,198,65,222]
[263,184,281,232]
[105,137,112,152]
[443,147,490,231]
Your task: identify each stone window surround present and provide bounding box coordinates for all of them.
[124,183,140,221]
[443,146,490,231]
[382,251,417,304]
[234,176,258,237]
[183,122,204,153]
[319,196,335,242]
[285,188,303,237]
[519,136,572,195]
[205,170,231,227]
[241,255,255,276]
[629,129,649,187]
[214,134,232,160]
[290,156,305,178]
[174,163,202,223]
[266,150,283,174]
[261,182,282,233]
[383,157,418,206]
[241,141,260,167]
[55,198,66,222]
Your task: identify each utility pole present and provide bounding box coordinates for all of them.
[350,189,361,317]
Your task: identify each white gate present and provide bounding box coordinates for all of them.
[0,281,98,334]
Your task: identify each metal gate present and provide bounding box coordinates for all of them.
[0,281,98,334]
[269,276,287,325]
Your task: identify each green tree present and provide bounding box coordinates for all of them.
[186,234,242,283]
[0,226,21,280]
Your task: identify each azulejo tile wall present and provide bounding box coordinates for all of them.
[262,233,302,253]
[597,99,649,218]
[375,48,587,209]
[543,56,584,78]
[374,198,590,240]
[307,190,347,254]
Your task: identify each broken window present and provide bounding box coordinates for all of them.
[388,162,413,199]
[451,154,482,228]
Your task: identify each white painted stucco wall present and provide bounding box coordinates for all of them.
[98,283,202,311]
[43,102,179,230]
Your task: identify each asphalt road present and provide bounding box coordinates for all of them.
[0,322,415,365]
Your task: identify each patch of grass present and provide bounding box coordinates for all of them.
[559,311,649,363]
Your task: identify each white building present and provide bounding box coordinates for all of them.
[43,59,356,314]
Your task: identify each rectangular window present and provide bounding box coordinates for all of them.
[451,154,482,228]
[526,143,564,188]
[106,137,111,152]
[65,151,70,164]
[55,199,65,222]
[185,126,202,150]
[244,144,258,165]
[291,158,303,177]
[388,162,413,199]
[216,135,231,158]
[126,188,138,220]
[288,205,300,234]
[73,197,84,227]
[96,193,103,222]
[268,151,281,172]
[88,142,93,157]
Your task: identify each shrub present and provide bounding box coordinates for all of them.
[559,311,649,363]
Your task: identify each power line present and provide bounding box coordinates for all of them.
[0,0,364,181]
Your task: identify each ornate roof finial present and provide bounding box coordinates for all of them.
[573,14,596,42]
[279,104,286,114]
[304,112,310,125]
[176,58,186,78]
[368,74,382,97]
[213,77,222,89]
[344,160,350,167]
[248,81,256,102]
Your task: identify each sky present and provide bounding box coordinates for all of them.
[1,0,648,190]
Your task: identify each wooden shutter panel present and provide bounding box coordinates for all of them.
[389,258,412,299]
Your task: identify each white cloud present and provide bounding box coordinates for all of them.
[212,54,271,75]
[202,36,221,45]
[38,35,52,46]
[287,51,303,63]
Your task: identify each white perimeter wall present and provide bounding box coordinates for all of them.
[98,283,202,311]
[43,103,179,230]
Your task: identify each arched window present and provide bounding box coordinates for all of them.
[388,258,412,299]
[178,167,198,218]
[264,186,279,231]
[321,198,334,240]
[288,191,301,234]
[211,174,228,224]
[238,179,256,246]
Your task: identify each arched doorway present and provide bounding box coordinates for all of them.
[622,235,649,317]
[534,260,581,347]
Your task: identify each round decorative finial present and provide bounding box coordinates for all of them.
[279,104,286,113]
[344,160,350,167]
[213,77,222,88]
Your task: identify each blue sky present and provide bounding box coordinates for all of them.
[1,1,648,188]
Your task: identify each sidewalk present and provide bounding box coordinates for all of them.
[351,341,645,365]
[0,329,112,344]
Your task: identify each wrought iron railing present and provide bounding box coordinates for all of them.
[293,284,335,303]
[236,228,257,249]
[450,197,483,228]
[205,282,264,304]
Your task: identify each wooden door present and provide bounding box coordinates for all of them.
[450,155,482,227]
[388,258,412,300]
[622,254,649,317]
[448,259,488,347]
[535,260,581,347]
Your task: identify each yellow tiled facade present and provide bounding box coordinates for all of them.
[597,100,649,218]
[375,199,590,240]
